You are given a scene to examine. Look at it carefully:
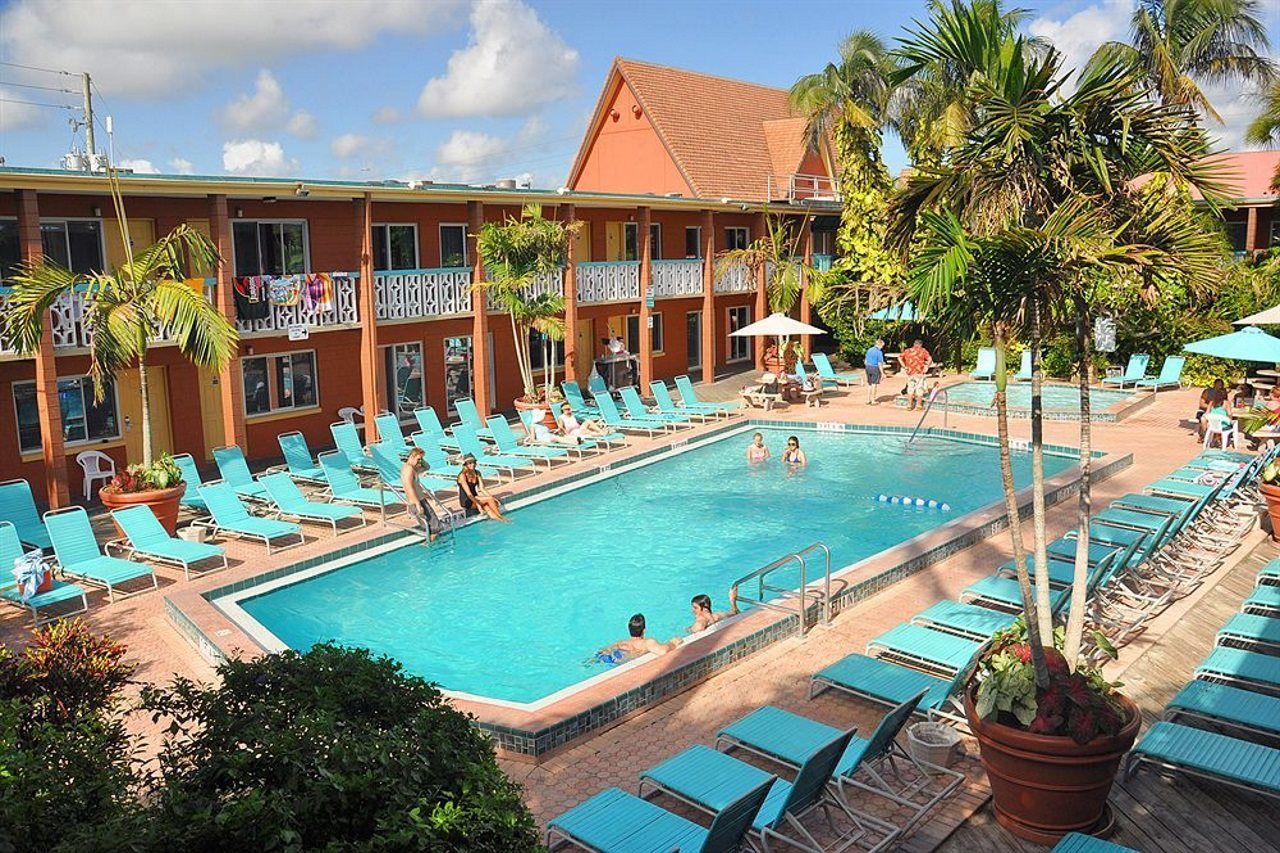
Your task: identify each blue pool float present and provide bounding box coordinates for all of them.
[875,494,951,512]
[592,648,627,667]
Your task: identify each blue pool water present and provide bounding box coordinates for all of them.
[235,427,1073,703]
[940,382,1133,411]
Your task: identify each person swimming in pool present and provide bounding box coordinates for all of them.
[745,432,770,463]
[687,590,739,634]
[598,613,681,661]
[781,435,807,467]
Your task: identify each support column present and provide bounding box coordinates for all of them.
[800,216,814,357]
[637,206,653,389]
[1246,207,1259,255]
[208,194,247,451]
[469,200,491,416]
[561,203,579,384]
[701,210,717,385]
[753,211,768,366]
[356,193,381,441]
[19,189,69,509]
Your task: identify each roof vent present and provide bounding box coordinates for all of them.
[495,178,518,190]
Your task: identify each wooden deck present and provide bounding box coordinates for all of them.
[938,541,1280,853]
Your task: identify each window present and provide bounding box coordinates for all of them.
[684,226,702,259]
[649,223,661,259]
[241,350,318,416]
[622,313,664,354]
[1270,220,1280,249]
[14,376,119,453]
[813,230,835,256]
[232,221,308,276]
[622,223,639,261]
[443,336,473,415]
[651,312,664,353]
[727,305,751,362]
[686,311,702,368]
[724,227,749,251]
[41,220,104,274]
[0,219,20,280]
[440,224,467,267]
[528,330,565,371]
[373,224,419,271]
[383,342,424,415]
[1224,221,1247,253]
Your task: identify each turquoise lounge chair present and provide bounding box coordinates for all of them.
[369,443,453,497]
[594,392,669,436]
[813,353,860,387]
[109,505,226,580]
[1137,355,1185,391]
[44,506,157,602]
[412,406,461,450]
[1126,721,1280,800]
[453,399,495,440]
[1195,646,1280,693]
[275,431,326,483]
[330,421,377,472]
[1164,679,1280,741]
[971,346,996,379]
[317,451,403,512]
[648,380,722,419]
[1101,353,1150,388]
[0,520,87,625]
[675,374,738,412]
[453,427,537,478]
[485,417,570,466]
[373,413,413,458]
[1014,349,1032,381]
[212,445,268,502]
[196,482,304,554]
[546,776,774,853]
[809,652,972,726]
[0,478,51,550]
[1216,613,1280,655]
[586,373,610,400]
[408,435,501,480]
[909,600,1017,641]
[259,473,364,535]
[171,454,209,513]
[560,380,601,415]
[866,623,984,676]
[618,386,692,426]
[1053,832,1137,853]
[515,408,614,453]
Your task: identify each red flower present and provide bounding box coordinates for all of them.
[1012,643,1032,664]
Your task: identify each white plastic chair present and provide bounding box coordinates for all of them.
[75,450,116,501]
[337,406,364,424]
[1203,412,1238,450]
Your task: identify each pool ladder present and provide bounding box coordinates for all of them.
[375,485,462,540]
[729,542,831,639]
[906,387,948,445]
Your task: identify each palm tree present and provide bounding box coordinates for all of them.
[1087,0,1275,123]
[3,171,237,466]
[1245,77,1280,146]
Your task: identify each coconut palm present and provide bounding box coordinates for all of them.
[1245,77,1280,146]
[1087,0,1275,123]
[3,172,237,466]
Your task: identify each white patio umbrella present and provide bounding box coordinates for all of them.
[1234,304,1280,326]
[730,312,826,365]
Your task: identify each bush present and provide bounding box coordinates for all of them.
[95,643,540,852]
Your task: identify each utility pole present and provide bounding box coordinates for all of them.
[81,72,95,158]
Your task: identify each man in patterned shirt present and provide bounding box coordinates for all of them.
[901,339,935,411]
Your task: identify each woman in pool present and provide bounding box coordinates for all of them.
[456,455,509,522]
[558,402,610,441]
[745,432,770,463]
[781,435,807,467]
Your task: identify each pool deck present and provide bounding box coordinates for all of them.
[0,372,1259,850]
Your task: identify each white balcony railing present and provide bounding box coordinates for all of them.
[375,267,472,322]
[577,261,640,304]
[235,272,359,336]
[651,259,703,299]
[714,261,754,294]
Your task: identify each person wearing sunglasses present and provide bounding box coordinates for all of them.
[781,435,807,467]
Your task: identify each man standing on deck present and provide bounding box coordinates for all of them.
[400,447,445,542]
[902,338,935,411]
[864,338,886,405]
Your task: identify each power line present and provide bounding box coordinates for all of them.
[0,96,74,110]
[0,79,75,95]
[0,59,73,77]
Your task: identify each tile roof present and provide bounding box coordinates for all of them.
[1200,150,1280,202]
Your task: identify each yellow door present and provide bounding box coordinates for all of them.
[197,367,226,460]
[573,221,591,263]
[185,218,213,277]
[117,366,174,463]
[103,218,156,269]
[574,320,595,380]
[605,222,625,261]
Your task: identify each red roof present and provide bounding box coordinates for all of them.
[1201,150,1280,202]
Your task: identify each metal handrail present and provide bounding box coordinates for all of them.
[729,541,832,638]
[907,387,948,444]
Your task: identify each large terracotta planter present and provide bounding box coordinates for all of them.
[98,482,186,536]
[965,691,1140,845]
[1259,482,1280,542]
[514,397,558,430]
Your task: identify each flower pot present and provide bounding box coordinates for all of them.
[1259,482,1280,542]
[36,566,53,594]
[964,691,1140,845]
[514,397,557,430]
[98,481,187,537]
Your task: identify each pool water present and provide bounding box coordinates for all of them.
[939,382,1133,411]
[234,427,1073,704]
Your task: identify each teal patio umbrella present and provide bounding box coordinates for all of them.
[868,301,917,322]
[1183,326,1280,363]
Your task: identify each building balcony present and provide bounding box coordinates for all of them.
[576,261,640,304]
[650,259,704,298]
[375,267,472,322]
[713,261,753,294]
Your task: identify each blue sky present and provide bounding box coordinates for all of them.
[0,0,1275,188]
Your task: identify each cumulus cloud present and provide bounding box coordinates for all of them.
[372,106,403,125]
[0,0,463,97]
[417,0,579,118]
[0,86,43,130]
[118,158,160,173]
[1028,0,1132,87]
[222,139,298,177]
[331,133,370,158]
[221,70,316,138]
[429,117,549,183]
[287,110,318,139]
[168,157,194,174]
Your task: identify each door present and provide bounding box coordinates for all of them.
[686,311,702,370]
[103,218,156,269]
[573,221,591,263]
[118,365,174,462]
[605,222,625,261]
[574,319,594,382]
[197,367,226,460]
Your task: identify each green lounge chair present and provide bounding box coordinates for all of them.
[212,445,268,502]
[0,478,52,550]
[1014,349,1032,381]
[373,413,413,458]
[317,451,402,512]
[521,408,622,449]
[648,381,719,420]
[560,380,601,415]
[485,417,570,466]
[412,406,461,450]
[970,346,996,379]
[196,483,304,554]
[1126,721,1280,800]
[453,427,537,478]
[44,506,157,602]
[866,623,984,676]
[109,505,226,580]
[1136,355,1185,391]
[453,399,496,440]
[1216,613,1280,654]
[369,443,454,496]
[259,473,364,535]
[1195,646,1280,693]
[618,386,693,426]
[408,435,500,480]
[961,574,1071,615]
[675,374,738,412]
[593,392,669,436]
[330,421,377,472]
[171,453,209,513]
[1053,832,1137,853]
[547,776,774,853]
[274,431,326,483]
[586,373,610,400]
[810,652,972,726]
[1164,679,1280,741]
[0,520,87,626]
[1101,353,1150,388]
[1258,559,1280,587]
[909,600,1016,641]
[813,353,860,387]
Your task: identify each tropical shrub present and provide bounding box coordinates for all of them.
[102,454,183,495]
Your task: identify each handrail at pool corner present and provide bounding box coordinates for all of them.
[729,541,831,638]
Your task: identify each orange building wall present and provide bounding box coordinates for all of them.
[570,79,690,197]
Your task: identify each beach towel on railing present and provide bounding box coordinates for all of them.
[12,550,45,602]
[304,273,335,313]
[233,276,271,320]
[267,275,303,306]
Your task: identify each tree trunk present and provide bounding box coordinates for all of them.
[1029,298,1054,648]
[510,312,532,401]
[138,347,153,467]
[994,326,1050,687]
[1065,303,1093,664]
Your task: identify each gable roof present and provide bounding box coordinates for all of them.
[1203,150,1280,203]
[567,57,827,201]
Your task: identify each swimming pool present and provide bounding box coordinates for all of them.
[928,381,1138,418]
[221,426,1074,706]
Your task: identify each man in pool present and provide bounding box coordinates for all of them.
[400,447,445,542]
[864,337,886,405]
[687,589,739,634]
[598,613,682,661]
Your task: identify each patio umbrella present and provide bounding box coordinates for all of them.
[868,301,917,322]
[1234,304,1280,326]
[729,312,825,360]
[1183,325,1280,363]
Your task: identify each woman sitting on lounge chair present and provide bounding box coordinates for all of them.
[557,403,610,441]
[457,455,509,522]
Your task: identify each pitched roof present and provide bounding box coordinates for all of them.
[567,58,827,201]
[1202,150,1280,202]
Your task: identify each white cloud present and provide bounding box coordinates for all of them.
[221,70,317,138]
[331,133,369,158]
[417,0,579,118]
[169,157,194,174]
[372,106,403,125]
[0,0,464,97]
[221,139,298,177]
[118,158,160,173]
[0,86,42,130]
[434,129,512,181]
[1028,0,1132,87]
[287,110,318,139]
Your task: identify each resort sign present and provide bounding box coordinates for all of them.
[287,324,310,341]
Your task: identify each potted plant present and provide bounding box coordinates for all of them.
[99,455,186,535]
[474,204,579,417]
[1255,454,1280,541]
[3,170,237,532]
